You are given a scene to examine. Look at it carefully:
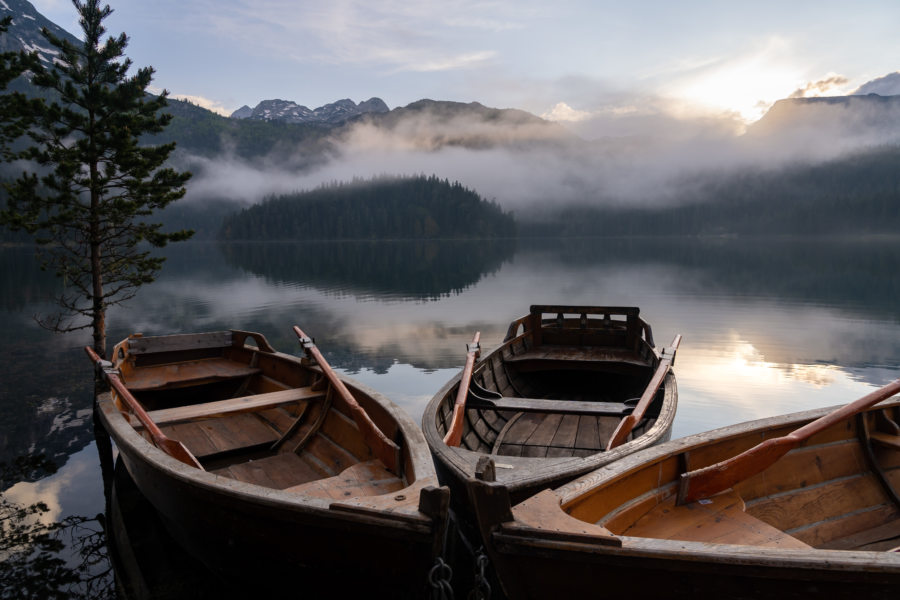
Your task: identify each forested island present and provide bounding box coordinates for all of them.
[218,175,517,240]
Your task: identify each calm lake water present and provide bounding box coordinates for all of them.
[3,236,900,597]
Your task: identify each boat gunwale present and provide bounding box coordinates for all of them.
[97,344,441,531]
[553,396,900,508]
[487,397,900,588]
[491,523,900,573]
[421,330,678,492]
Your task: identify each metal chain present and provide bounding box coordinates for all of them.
[428,557,454,600]
[468,548,491,600]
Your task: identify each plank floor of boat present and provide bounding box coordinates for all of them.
[284,459,404,499]
[212,452,321,489]
[623,490,812,549]
[162,412,281,458]
[493,413,620,458]
[211,454,403,499]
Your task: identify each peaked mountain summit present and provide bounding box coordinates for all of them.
[0,0,80,64]
[748,93,900,145]
[230,97,390,125]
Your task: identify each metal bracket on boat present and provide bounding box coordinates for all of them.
[297,335,316,353]
[467,340,482,357]
[94,358,120,380]
[296,335,317,365]
[660,335,682,365]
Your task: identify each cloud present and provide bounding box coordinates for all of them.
[168,93,233,116]
[147,85,234,116]
[853,72,900,96]
[395,51,496,73]
[181,84,900,217]
[541,102,593,122]
[788,75,850,99]
[174,0,531,73]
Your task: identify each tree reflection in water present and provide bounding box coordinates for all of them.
[0,455,113,600]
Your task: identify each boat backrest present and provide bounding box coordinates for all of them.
[527,305,647,350]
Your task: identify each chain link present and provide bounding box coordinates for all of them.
[468,547,491,600]
[428,557,454,600]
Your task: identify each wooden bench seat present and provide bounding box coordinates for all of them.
[870,431,900,450]
[505,346,649,369]
[147,386,325,425]
[468,395,631,416]
[163,413,281,459]
[623,490,811,549]
[124,357,261,392]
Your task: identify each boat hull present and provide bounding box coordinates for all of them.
[96,333,447,598]
[423,306,678,533]
[477,399,900,600]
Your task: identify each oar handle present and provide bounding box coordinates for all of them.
[443,332,482,447]
[677,378,900,504]
[293,326,401,473]
[606,334,681,450]
[84,346,203,469]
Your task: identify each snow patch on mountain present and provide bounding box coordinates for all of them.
[231,97,389,125]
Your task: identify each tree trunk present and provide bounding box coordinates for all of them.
[89,158,105,358]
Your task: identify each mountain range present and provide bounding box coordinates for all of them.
[230,97,389,125]
[3,0,899,158]
[2,0,900,240]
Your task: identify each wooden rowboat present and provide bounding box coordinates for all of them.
[421,305,680,531]
[470,384,900,600]
[89,328,449,598]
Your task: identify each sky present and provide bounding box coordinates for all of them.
[28,0,900,132]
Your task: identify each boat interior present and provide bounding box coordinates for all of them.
[562,403,900,552]
[435,307,666,458]
[112,331,410,500]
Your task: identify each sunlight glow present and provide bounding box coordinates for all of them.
[676,62,801,122]
[667,40,807,122]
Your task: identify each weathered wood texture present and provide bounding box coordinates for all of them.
[477,400,900,600]
[148,387,324,424]
[422,304,678,545]
[678,378,900,504]
[97,329,448,598]
[124,357,261,392]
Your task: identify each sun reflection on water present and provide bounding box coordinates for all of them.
[672,333,882,439]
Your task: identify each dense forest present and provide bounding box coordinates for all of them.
[218,175,517,240]
[519,146,900,237]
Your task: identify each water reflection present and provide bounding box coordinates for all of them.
[218,239,516,300]
[106,461,249,599]
[1,236,900,597]
[0,454,113,599]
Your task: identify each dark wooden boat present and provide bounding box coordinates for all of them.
[471,383,900,600]
[89,328,449,598]
[422,305,680,528]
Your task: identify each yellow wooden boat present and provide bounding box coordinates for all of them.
[471,384,900,599]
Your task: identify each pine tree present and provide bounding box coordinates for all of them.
[0,16,37,158]
[0,1,192,356]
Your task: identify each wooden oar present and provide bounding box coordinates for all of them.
[677,378,900,505]
[84,346,203,470]
[606,334,682,450]
[443,332,482,447]
[292,326,401,474]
